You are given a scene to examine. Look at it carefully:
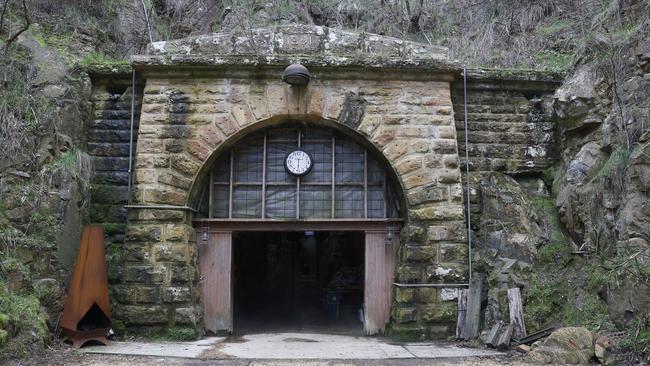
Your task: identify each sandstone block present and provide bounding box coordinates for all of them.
[395,155,423,175]
[407,186,448,206]
[395,307,417,323]
[411,205,464,221]
[154,242,189,261]
[174,306,202,325]
[171,154,202,177]
[438,243,468,262]
[214,114,238,136]
[143,188,186,205]
[420,302,456,323]
[162,286,191,303]
[403,244,436,262]
[126,225,162,242]
[158,172,193,190]
[135,286,160,303]
[417,288,438,303]
[396,265,422,283]
[115,305,169,325]
[127,209,186,222]
[395,288,416,303]
[125,265,168,284]
[196,123,225,148]
[425,263,468,283]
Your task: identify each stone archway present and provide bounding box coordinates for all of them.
[119,24,469,339]
[190,121,407,334]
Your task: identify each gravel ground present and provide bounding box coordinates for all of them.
[4,347,535,366]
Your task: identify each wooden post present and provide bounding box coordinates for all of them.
[496,324,514,350]
[364,230,395,335]
[508,287,527,340]
[456,289,468,339]
[463,274,484,339]
[200,230,233,334]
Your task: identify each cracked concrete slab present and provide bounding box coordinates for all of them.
[83,337,225,358]
[83,333,502,360]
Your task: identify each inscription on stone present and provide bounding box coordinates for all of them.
[281,33,318,52]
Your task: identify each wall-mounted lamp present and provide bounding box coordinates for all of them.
[282,64,312,86]
[201,225,209,242]
[385,224,396,245]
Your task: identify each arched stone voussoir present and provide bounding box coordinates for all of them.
[183,113,410,211]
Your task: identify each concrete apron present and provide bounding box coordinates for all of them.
[82,333,503,360]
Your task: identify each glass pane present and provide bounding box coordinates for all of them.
[335,185,364,218]
[232,185,262,218]
[265,186,296,219]
[212,154,230,183]
[266,142,298,183]
[386,184,400,218]
[367,156,384,184]
[302,141,331,183]
[335,140,364,183]
[303,128,332,140]
[233,141,263,183]
[300,185,331,218]
[367,185,385,218]
[197,183,209,217]
[212,184,229,218]
[267,128,298,141]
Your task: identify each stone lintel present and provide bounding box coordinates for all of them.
[454,68,563,92]
[130,55,460,80]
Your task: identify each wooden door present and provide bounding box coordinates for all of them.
[364,230,397,335]
[199,231,232,333]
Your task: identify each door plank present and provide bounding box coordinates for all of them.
[200,231,232,333]
[364,231,394,335]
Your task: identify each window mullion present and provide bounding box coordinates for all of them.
[383,170,387,218]
[261,133,267,219]
[331,135,335,219]
[364,150,368,219]
[296,129,301,219]
[209,170,213,219]
[228,149,234,219]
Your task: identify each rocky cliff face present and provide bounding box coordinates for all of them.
[0,0,648,361]
[468,25,649,361]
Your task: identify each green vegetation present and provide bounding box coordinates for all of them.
[126,326,200,341]
[0,281,49,358]
[80,51,129,68]
[622,316,650,357]
[532,50,574,72]
[596,146,632,178]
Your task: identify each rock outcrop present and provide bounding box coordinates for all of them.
[528,327,595,364]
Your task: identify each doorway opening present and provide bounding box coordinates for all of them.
[232,231,365,335]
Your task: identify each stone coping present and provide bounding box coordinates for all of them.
[130,53,461,73]
[144,24,449,60]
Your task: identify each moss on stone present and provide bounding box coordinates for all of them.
[124,325,200,341]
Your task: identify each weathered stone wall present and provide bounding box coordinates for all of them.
[452,74,559,174]
[450,74,560,228]
[114,71,468,337]
[88,77,143,248]
[85,25,563,339]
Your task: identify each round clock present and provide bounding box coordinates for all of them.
[284,149,313,177]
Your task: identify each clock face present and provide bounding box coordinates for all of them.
[285,149,313,177]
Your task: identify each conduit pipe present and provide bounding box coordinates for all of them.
[463,65,473,281]
[127,70,136,205]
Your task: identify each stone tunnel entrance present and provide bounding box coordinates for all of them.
[193,124,403,335]
[101,24,526,339]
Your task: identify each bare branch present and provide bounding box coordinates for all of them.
[3,0,30,55]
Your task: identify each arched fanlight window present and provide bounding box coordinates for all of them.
[196,126,400,219]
